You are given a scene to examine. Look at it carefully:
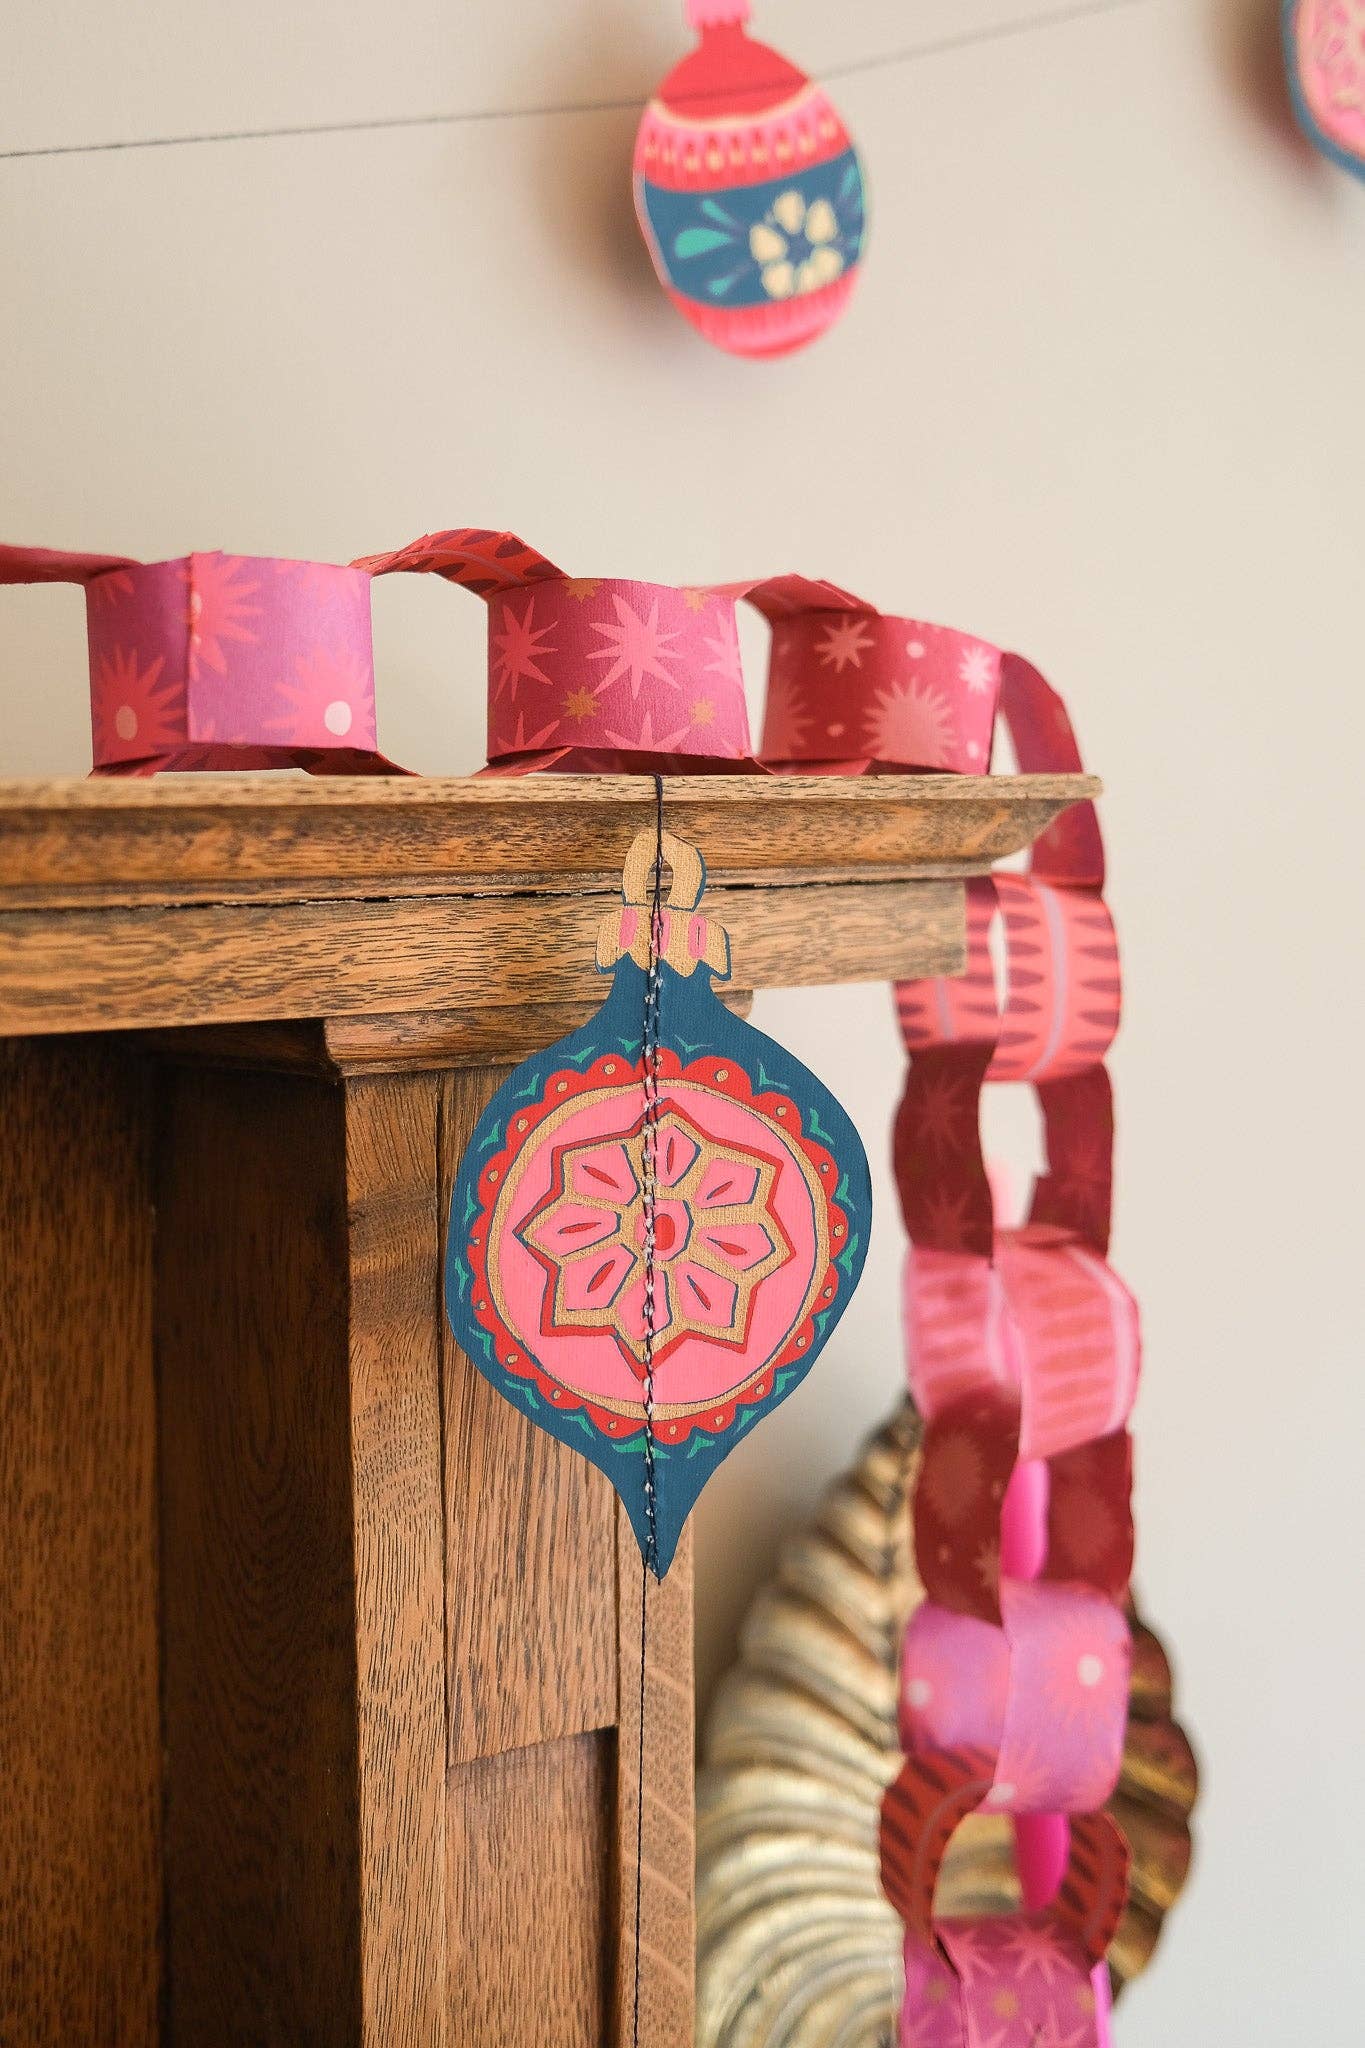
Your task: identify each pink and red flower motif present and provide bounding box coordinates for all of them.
[185,553,261,678]
[464,1048,850,1445]
[520,1107,794,1369]
[89,645,185,765]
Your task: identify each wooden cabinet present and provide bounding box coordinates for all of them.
[0,772,1087,2045]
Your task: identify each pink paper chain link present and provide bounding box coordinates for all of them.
[881,660,1138,2047]
[2,530,1014,782]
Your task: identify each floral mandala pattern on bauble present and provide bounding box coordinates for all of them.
[445,827,871,1571]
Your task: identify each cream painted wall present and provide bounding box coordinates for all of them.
[3,1,1363,2039]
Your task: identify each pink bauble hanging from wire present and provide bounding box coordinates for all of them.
[633,0,869,358]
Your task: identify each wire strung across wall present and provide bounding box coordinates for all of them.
[0,0,1144,162]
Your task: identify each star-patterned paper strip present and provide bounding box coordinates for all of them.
[752,578,1003,774]
[1284,0,1365,179]
[1,542,404,775]
[443,824,871,1574]
[357,529,762,773]
[901,1922,1116,2048]
[634,0,868,358]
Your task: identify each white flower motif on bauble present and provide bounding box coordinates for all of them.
[749,190,845,300]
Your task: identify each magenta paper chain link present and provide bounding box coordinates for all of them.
[3,530,1008,778]
[879,659,1140,2048]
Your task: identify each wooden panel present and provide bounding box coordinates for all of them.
[0,876,963,1037]
[615,1514,696,2048]
[439,1067,618,1767]
[0,1039,160,2046]
[136,988,755,1079]
[344,1074,450,2047]
[326,990,754,1073]
[445,1732,614,2048]
[0,772,1098,907]
[156,1063,364,2043]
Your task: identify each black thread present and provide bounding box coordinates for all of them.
[639,771,665,1578]
[0,2,1144,163]
[632,771,667,2048]
[631,1548,649,2048]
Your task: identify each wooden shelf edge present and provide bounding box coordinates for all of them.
[0,772,1097,908]
[0,772,1100,812]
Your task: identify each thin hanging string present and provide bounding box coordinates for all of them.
[632,770,667,2047]
[639,771,665,1578]
[0,0,1145,162]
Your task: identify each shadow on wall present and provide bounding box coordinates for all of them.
[531,0,681,325]
[1207,0,1318,167]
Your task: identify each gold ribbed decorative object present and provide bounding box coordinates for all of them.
[696,1408,1198,2047]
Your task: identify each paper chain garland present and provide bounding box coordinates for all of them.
[1284,0,1365,179]
[634,1,868,358]
[5,517,1187,2023]
[879,661,1142,2047]
[2,530,1003,778]
[443,817,871,1574]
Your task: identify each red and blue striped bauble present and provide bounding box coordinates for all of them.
[634,1,868,358]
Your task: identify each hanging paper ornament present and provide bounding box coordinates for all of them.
[1284,0,1365,180]
[444,812,871,1574]
[634,1,868,358]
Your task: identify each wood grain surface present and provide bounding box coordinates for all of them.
[615,1512,696,2048]
[0,772,1096,2041]
[345,1074,452,2046]
[134,994,757,1078]
[156,1063,365,2043]
[439,1066,619,1770]
[446,1732,614,2048]
[0,772,1098,907]
[0,1040,160,2047]
[0,876,963,1037]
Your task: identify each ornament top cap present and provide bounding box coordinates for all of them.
[596,827,731,981]
[663,8,807,117]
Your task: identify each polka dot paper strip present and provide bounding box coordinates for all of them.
[0,543,402,775]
